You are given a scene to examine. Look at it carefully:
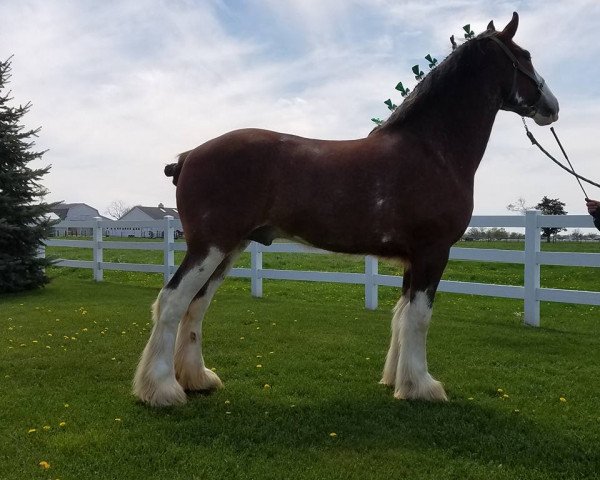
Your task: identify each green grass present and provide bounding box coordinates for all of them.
[1,243,599,479]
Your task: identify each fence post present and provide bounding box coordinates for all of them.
[365,255,378,310]
[250,242,263,297]
[93,217,103,281]
[163,215,175,285]
[524,210,541,326]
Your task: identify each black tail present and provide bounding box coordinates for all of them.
[164,150,191,186]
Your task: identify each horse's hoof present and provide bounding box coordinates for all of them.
[133,377,187,407]
[176,367,223,393]
[393,375,448,402]
[379,377,395,387]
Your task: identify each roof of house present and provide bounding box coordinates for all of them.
[51,202,107,220]
[129,205,179,220]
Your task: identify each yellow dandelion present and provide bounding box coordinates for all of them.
[82,328,88,332]
[28,428,37,434]
[502,394,509,399]
[224,400,231,404]
[64,403,69,408]
[256,364,262,368]
[329,432,337,437]
[111,357,116,361]
[38,460,50,470]
[263,384,271,389]
[497,388,504,394]
[59,422,66,427]
[115,418,122,422]
[467,397,474,401]
[32,340,38,344]
[560,396,567,403]
[240,337,245,340]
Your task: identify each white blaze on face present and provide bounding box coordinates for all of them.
[531,69,559,126]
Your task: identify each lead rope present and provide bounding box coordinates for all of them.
[549,126,589,198]
[521,118,600,198]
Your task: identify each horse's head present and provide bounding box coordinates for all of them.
[488,12,559,126]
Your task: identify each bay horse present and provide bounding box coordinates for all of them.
[134,12,559,407]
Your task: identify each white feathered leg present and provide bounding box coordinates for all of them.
[380,296,408,386]
[393,291,447,401]
[174,248,243,392]
[133,247,225,407]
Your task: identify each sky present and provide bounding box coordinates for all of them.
[2,0,600,221]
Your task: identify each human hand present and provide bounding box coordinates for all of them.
[585,198,600,215]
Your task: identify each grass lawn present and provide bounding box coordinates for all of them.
[1,243,599,479]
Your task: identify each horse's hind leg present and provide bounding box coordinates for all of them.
[174,244,247,392]
[393,249,449,401]
[380,267,411,386]
[133,247,226,407]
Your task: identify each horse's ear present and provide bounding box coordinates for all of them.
[499,12,519,39]
[487,20,496,32]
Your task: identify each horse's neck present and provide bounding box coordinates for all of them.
[385,66,502,175]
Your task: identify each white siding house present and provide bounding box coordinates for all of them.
[51,203,110,236]
[108,203,181,238]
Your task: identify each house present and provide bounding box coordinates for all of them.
[107,203,181,238]
[51,202,110,236]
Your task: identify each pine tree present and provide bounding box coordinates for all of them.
[0,56,55,293]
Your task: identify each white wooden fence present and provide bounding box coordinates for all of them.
[41,211,600,327]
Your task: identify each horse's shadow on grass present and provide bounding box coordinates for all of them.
[141,389,597,477]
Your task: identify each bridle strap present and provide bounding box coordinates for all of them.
[489,36,544,92]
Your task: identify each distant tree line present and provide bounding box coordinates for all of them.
[462,227,599,242]
[462,228,524,241]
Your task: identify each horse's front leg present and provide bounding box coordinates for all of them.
[380,267,411,386]
[393,249,449,401]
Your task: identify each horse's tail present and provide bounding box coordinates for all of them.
[164,150,191,186]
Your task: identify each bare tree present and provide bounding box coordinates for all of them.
[105,200,131,219]
[506,197,532,214]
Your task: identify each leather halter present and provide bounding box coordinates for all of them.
[489,35,545,112]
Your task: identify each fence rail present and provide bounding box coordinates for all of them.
[41,212,600,327]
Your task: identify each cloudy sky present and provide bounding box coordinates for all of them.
[2,0,600,219]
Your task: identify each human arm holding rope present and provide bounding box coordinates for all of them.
[585,198,600,230]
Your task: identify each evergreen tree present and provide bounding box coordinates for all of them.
[535,196,567,243]
[0,56,55,293]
